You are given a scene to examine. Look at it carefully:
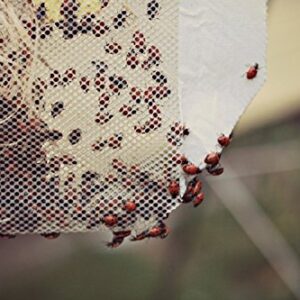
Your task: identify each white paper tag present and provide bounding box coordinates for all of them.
[179,0,267,165]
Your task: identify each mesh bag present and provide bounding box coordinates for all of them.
[0,0,184,244]
[0,0,266,246]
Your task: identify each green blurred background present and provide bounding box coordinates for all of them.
[1,0,300,299]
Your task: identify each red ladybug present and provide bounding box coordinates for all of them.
[101,0,110,9]
[246,63,259,80]
[103,215,118,226]
[168,181,180,198]
[131,231,148,241]
[107,237,124,248]
[107,230,131,248]
[124,201,137,212]
[180,155,189,165]
[182,178,202,203]
[148,222,169,238]
[182,191,194,203]
[218,134,231,147]
[204,152,220,166]
[183,127,190,136]
[147,0,160,20]
[207,165,224,176]
[160,226,170,239]
[79,76,90,93]
[132,31,146,53]
[105,42,122,54]
[193,192,205,207]
[183,164,201,175]
[148,226,162,237]
[113,230,131,239]
[192,179,202,195]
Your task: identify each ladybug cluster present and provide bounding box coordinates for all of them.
[126,31,162,71]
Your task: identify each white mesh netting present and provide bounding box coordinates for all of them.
[0,0,187,244]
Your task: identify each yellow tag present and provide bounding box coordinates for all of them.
[32,0,101,21]
[78,0,100,17]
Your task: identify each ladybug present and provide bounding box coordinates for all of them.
[113,10,128,29]
[142,45,161,70]
[41,232,61,240]
[79,77,91,93]
[36,2,47,20]
[124,200,137,212]
[113,230,131,239]
[160,226,170,239]
[183,164,201,175]
[102,215,118,227]
[108,133,123,149]
[119,104,138,117]
[107,236,124,248]
[126,49,139,69]
[147,0,160,20]
[132,31,146,53]
[218,134,231,147]
[94,73,106,92]
[108,75,128,94]
[152,70,167,85]
[182,178,203,204]
[246,63,259,80]
[68,128,82,145]
[31,77,48,110]
[180,155,189,165]
[95,112,114,125]
[60,154,77,165]
[92,61,108,74]
[105,42,122,54]
[182,186,194,203]
[92,20,110,37]
[51,101,64,118]
[62,68,76,85]
[98,92,110,111]
[39,24,54,40]
[131,231,148,241]
[49,70,61,87]
[183,193,195,204]
[48,129,63,141]
[148,222,169,239]
[130,86,143,104]
[207,165,224,176]
[168,180,180,198]
[204,152,220,166]
[80,14,96,34]
[100,0,110,9]
[183,127,190,137]
[148,226,162,237]
[131,223,169,241]
[193,192,205,207]
[192,179,202,195]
